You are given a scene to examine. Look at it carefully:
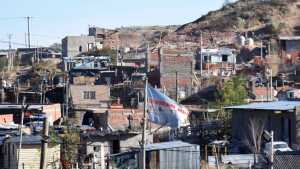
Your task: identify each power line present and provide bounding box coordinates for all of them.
[30,33,61,39]
[0,40,32,47]
[0,17,25,21]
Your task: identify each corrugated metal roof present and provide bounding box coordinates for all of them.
[145,141,197,151]
[225,101,300,111]
[7,135,42,145]
[0,136,6,145]
[6,135,62,145]
[279,36,300,40]
[0,104,42,110]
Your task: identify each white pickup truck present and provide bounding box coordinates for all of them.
[263,141,292,158]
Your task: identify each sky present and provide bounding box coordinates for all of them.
[0,0,231,49]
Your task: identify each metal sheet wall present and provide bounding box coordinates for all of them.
[157,145,200,169]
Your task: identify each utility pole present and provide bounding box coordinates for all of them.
[270,131,274,169]
[270,69,273,101]
[268,41,271,57]
[175,71,178,102]
[8,34,12,70]
[200,31,203,76]
[26,16,31,48]
[40,80,43,104]
[40,117,49,169]
[1,73,4,103]
[260,41,263,60]
[65,73,69,120]
[16,79,19,104]
[24,33,27,48]
[18,97,27,168]
[92,153,96,169]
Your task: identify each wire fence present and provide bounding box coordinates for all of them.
[274,153,300,169]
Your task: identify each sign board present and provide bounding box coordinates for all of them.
[263,130,272,142]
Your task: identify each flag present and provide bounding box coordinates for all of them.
[147,85,190,128]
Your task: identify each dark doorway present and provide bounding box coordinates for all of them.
[112,140,120,154]
[82,111,94,126]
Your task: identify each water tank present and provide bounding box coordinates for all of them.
[247,38,254,47]
[238,35,246,46]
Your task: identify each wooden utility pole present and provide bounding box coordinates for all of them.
[260,41,263,60]
[175,71,179,102]
[40,117,49,169]
[18,97,27,168]
[16,79,19,104]
[8,34,13,70]
[65,73,69,119]
[200,31,203,76]
[270,131,274,169]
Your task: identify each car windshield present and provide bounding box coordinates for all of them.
[274,144,288,149]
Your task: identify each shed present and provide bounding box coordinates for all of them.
[110,141,200,169]
[226,101,300,149]
[3,135,61,169]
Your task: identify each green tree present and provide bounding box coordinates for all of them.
[60,126,80,169]
[85,48,117,65]
[266,21,286,36]
[218,76,248,106]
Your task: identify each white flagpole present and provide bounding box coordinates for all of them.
[141,44,149,169]
[141,77,148,169]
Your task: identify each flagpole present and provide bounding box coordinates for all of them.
[141,43,149,169]
[141,77,148,169]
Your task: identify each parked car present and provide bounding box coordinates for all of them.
[263,141,292,158]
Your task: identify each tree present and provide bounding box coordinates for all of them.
[85,48,117,65]
[49,43,62,52]
[30,60,61,90]
[243,117,266,164]
[223,0,231,6]
[60,126,80,169]
[245,117,265,153]
[218,76,248,106]
[266,21,286,36]
[214,76,248,138]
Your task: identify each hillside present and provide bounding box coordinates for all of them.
[164,0,300,46]
[101,25,179,49]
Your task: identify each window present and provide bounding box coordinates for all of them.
[94,146,100,152]
[83,91,96,100]
[204,55,209,62]
[222,55,228,62]
[88,43,94,51]
[287,91,294,99]
[79,46,82,52]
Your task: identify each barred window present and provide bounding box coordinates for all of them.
[83,91,96,100]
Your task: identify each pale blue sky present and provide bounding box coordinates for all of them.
[0,0,231,49]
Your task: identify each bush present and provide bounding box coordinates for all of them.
[266,21,286,35]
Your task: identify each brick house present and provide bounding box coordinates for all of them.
[69,85,110,125]
[279,36,300,64]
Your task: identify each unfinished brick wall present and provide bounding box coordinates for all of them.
[159,47,194,99]
[149,48,160,69]
[0,114,13,123]
[107,108,144,130]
